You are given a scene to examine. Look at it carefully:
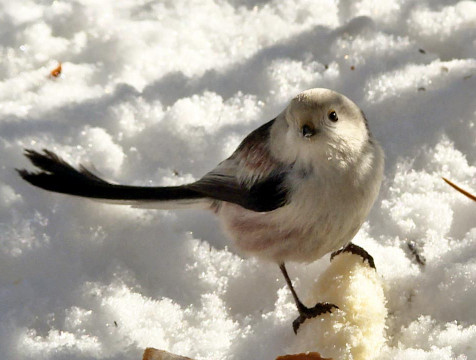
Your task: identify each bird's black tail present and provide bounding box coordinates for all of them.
[17,149,207,207]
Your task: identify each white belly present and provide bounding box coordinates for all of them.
[218,182,371,263]
[217,148,384,263]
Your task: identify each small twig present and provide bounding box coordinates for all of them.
[442,177,476,202]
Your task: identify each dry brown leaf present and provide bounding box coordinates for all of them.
[50,63,62,77]
[143,348,193,360]
[276,352,332,360]
[141,348,333,360]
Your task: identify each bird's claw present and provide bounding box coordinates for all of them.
[292,302,339,334]
[331,243,376,269]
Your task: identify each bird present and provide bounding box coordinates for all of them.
[17,88,384,333]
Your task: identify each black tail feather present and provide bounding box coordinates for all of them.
[17,149,204,202]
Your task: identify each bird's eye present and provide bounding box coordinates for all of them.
[328,111,338,122]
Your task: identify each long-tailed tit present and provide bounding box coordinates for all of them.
[18,88,384,333]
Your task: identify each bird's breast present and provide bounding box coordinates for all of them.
[217,168,371,263]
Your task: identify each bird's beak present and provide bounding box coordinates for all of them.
[301,124,318,139]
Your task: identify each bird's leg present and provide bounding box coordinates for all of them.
[330,242,376,269]
[279,263,338,334]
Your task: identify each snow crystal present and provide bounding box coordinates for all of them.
[1,0,475,359]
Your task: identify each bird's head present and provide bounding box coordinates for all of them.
[272,88,372,168]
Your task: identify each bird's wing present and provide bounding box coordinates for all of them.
[189,119,291,212]
[18,119,291,212]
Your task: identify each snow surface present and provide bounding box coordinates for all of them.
[1,0,476,359]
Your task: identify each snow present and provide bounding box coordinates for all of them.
[292,253,387,360]
[1,0,475,359]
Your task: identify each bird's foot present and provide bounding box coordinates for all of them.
[330,243,376,269]
[293,302,338,334]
